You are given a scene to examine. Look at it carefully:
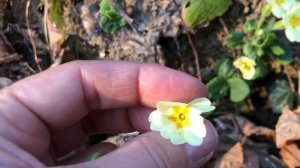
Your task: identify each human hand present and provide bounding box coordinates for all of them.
[0,61,218,167]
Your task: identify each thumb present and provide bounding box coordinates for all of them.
[66,120,218,168]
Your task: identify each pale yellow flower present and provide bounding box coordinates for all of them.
[148,98,215,146]
[267,0,296,18]
[282,4,300,42]
[233,57,256,80]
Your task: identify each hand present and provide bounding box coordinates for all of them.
[0,61,218,167]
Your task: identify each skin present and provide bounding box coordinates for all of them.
[0,61,218,168]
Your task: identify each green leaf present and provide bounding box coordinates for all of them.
[270,45,285,56]
[269,80,293,113]
[256,47,265,57]
[228,78,250,102]
[271,42,294,65]
[243,44,255,57]
[253,60,268,79]
[215,58,235,78]
[253,33,277,48]
[182,0,232,27]
[264,17,277,31]
[261,4,272,18]
[272,20,285,30]
[243,20,256,33]
[207,77,229,100]
[226,32,245,49]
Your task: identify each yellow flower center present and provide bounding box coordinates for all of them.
[168,106,190,129]
[289,15,300,28]
[242,63,252,72]
[275,0,285,5]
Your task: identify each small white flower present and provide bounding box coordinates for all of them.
[267,0,296,18]
[233,57,256,80]
[148,98,215,146]
[282,4,300,42]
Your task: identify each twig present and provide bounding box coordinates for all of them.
[172,0,201,80]
[108,0,138,34]
[219,17,229,34]
[25,62,37,74]
[43,0,49,44]
[185,29,201,80]
[107,0,138,34]
[50,48,64,68]
[25,0,42,72]
[108,0,133,24]
[0,31,16,52]
[247,98,255,111]
[284,65,295,93]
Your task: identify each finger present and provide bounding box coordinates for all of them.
[58,120,218,168]
[51,106,151,157]
[0,61,207,158]
[4,61,207,129]
[57,142,117,165]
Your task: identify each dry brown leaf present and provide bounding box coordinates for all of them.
[276,107,300,148]
[218,114,275,142]
[280,143,300,168]
[219,142,244,168]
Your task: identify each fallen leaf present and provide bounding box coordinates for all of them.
[220,142,244,168]
[280,143,300,168]
[206,114,284,168]
[276,107,300,148]
[218,114,275,142]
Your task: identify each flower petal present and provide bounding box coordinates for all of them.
[188,98,215,113]
[184,133,204,146]
[272,6,285,18]
[285,28,296,42]
[187,112,206,137]
[160,124,186,145]
[149,110,171,131]
[156,102,187,114]
[241,67,255,80]
[190,106,215,115]
[189,98,212,107]
[183,126,204,146]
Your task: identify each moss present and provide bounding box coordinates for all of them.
[99,0,126,33]
[50,0,64,29]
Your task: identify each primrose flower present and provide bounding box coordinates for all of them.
[282,4,300,42]
[233,57,256,80]
[267,0,296,18]
[148,98,215,146]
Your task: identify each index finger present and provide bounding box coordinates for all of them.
[2,61,207,129]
